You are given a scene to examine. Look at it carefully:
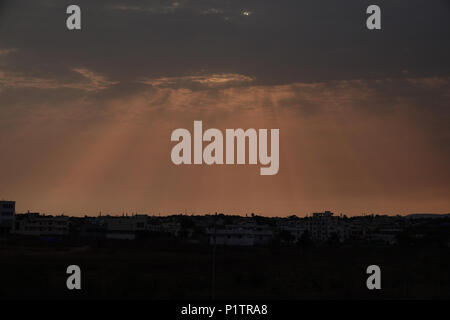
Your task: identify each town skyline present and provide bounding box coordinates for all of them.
[5,205,448,247]
[4,199,449,218]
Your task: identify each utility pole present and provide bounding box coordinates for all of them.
[211,212,217,300]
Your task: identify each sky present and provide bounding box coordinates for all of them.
[0,0,449,216]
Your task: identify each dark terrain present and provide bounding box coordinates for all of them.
[0,238,448,300]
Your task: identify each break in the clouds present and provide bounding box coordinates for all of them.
[110,2,183,14]
[0,64,117,92]
[140,73,253,88]
[0,0,449,215]
[0,48,17,56]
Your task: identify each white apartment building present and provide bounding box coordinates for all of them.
[97,215,150,240]
[207,225,273,246]
[14,213,69,236]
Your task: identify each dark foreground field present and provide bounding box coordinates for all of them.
[0,240,449,299]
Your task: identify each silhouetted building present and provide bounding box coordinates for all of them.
[0,200,15,233]
[307,211,348,242]
[97,215,151,240]
[207,225,273,246]
[14,213,69,236]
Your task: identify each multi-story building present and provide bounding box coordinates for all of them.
[307,211,348,242]
[97,214,151,240]
[207,225,273,246]
[276,221,307,243]
[14,212,69,236]
[0,200,15,233]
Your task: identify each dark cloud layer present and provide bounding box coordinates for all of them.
[0,0,449,85]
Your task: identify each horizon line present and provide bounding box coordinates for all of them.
[14,211,450,219]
